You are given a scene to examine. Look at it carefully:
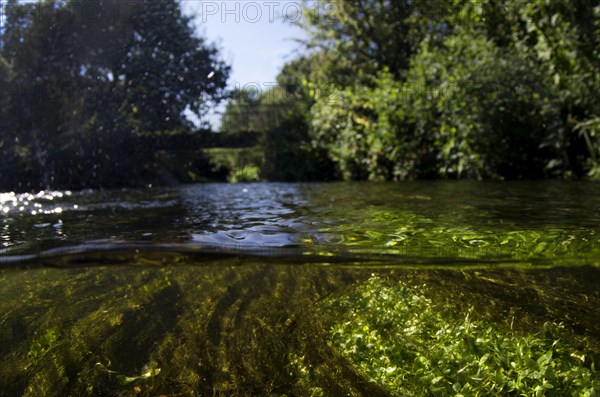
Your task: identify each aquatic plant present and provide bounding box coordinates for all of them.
[29,328,60,360]
[325,276,600,396]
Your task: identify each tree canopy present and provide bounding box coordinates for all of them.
[0,0,229,190]
[2,0,599,188]
[230,0,599,181]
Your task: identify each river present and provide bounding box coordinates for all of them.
[1,182,599,396]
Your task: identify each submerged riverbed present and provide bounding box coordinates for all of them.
[1,182,599,396]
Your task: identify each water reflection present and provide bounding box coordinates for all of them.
[0,190,69,216]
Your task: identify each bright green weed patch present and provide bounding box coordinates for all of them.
[326,277,600,396]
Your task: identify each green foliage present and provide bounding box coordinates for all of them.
[298,0,457,85]
[326,277,600,396]
[575,117,600,179]
[229,165,261,183]
[29,328,60,360]
[260,58,336,181]
[0,55,14,176]
[0,0,230,190]
[2,0,599,185]
[202,147,263,182]
[311,70,423,180]
[220,57,336,181]
[220,89,262,133]
[310,38,563,180]
[301,0,600,180]
[406,32,562,179]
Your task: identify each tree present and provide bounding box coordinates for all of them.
[219,89,262,133]
[298,0,457,85]
[0,55,16,185]
[219,57,335,181]
[0,0,230,190]
[302,0,600,180]
[259,58,335,181]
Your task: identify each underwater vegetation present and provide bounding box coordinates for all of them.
[2,259,599,396]
[322,276,600,396]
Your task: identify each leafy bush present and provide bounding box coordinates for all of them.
[229,165,261,183]
[310,71,425,181]
[407,32,565,179]
[310,32,572,180]
[306,0,600,181]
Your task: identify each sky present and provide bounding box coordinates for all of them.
[180,1,308,127]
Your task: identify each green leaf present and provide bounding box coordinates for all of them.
[453,382,462,392]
